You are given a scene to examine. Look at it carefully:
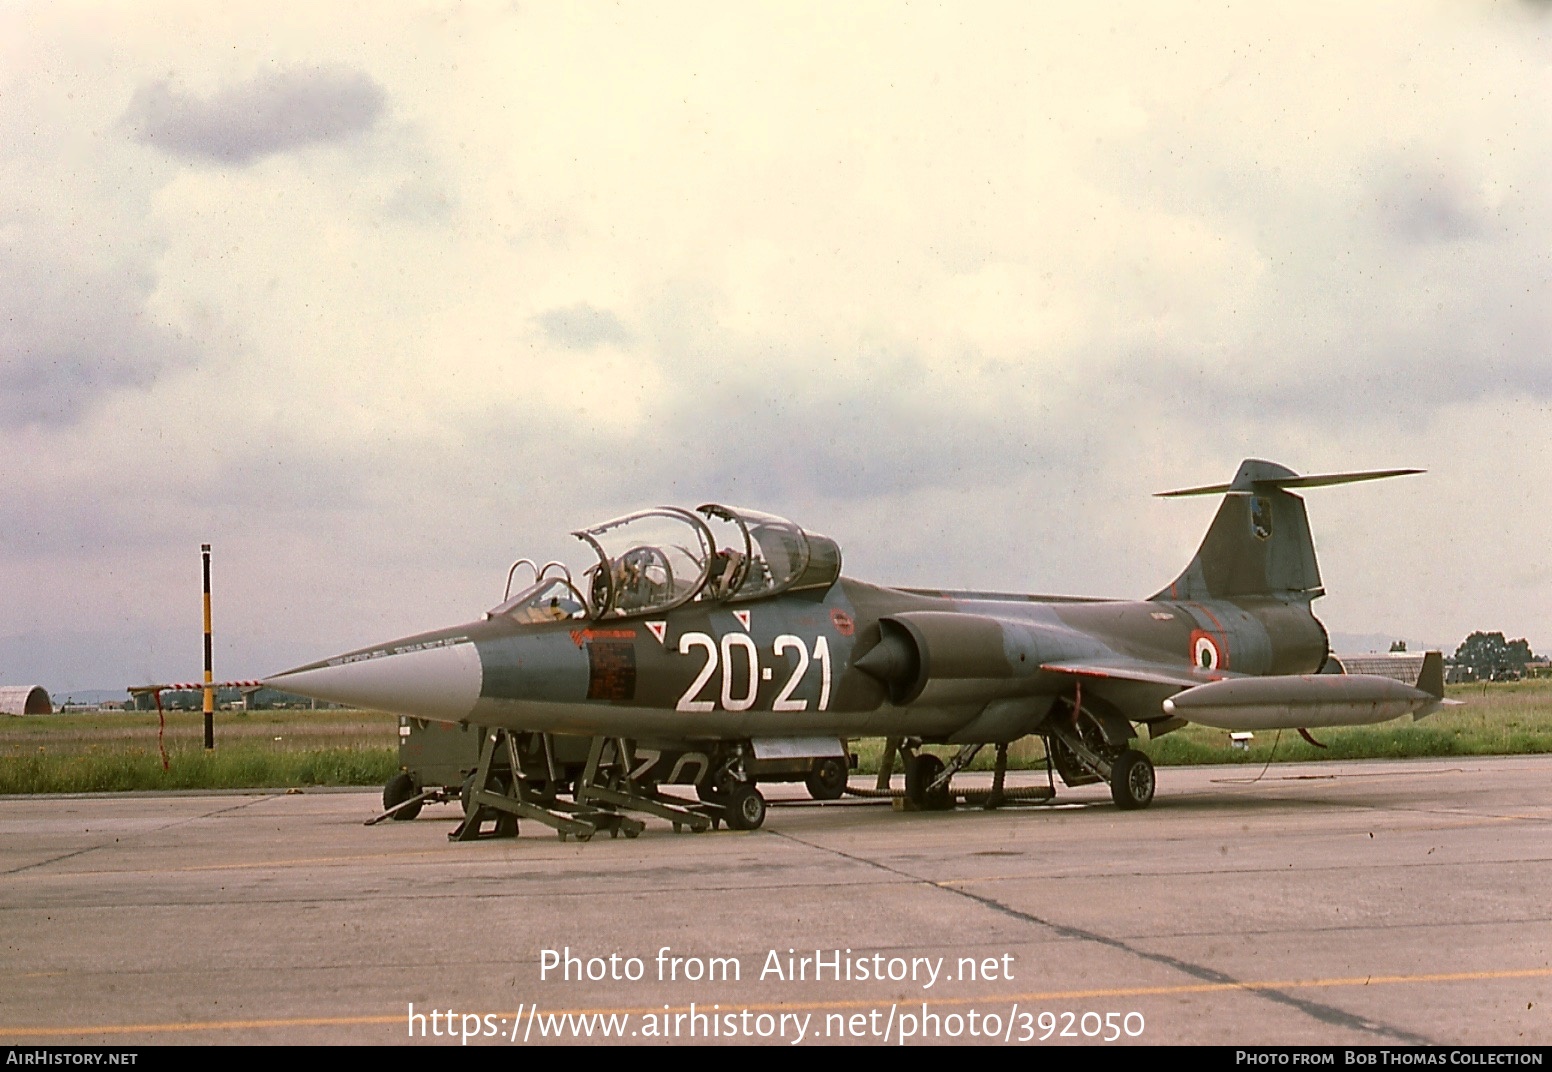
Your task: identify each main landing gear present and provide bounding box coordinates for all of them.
[904,750,952,811]
[1045,697,1156,811]
[872,688,1157,814]
[1108,749,1156,811]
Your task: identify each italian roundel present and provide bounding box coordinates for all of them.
[1190,629,1225,671]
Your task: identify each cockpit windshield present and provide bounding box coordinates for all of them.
[490,506,844,622]
[487,576,589,623]
[697,505,843,603]
[573,508,716,618]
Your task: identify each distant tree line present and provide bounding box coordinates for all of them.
[1451,631,1537,678]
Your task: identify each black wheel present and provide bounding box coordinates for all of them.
[905,753,952,811]
[460,770,511,821]
[804,757,849,801]
[383,772,422,821]
[723,782,767,831]
[696,781,726,804]
[1110,749,1155,810]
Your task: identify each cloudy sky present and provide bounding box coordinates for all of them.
[2,2,1549,692]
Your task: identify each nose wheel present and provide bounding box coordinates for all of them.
[701,778,767,830]
[722,782,767,830]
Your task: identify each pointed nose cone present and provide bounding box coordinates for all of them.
[265,633,483,721]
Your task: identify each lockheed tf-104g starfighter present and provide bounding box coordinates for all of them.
[267,460,1449,833]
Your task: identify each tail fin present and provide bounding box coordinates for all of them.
[1413,649,1465,719]
[1417,650,1446,700]
[1150,460,1422,602]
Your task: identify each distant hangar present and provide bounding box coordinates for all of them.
[0,686,53,715]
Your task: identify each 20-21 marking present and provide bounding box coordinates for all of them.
[676,632,832,712]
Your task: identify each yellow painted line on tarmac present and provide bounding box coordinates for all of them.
[5,966,1550,1039]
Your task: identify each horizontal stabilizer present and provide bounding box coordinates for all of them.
[1162,672,1439,730]
[1150,460,1424,602]
[1157,465,1423,498]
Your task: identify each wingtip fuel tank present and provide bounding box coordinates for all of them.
[1161,673,1441,730]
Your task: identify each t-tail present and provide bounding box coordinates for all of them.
[1151,459,1423,602]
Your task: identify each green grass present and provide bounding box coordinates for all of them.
[4,679,1551,792]
[0,745,398,795]
[0,707,397,756]
[0,708,400,794]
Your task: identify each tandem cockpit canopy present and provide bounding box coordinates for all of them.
[553,505,843,619]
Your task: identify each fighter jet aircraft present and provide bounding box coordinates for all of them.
[267,459,1447,831]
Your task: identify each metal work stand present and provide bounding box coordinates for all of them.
[450,728,608,842]
[573,737,712,833]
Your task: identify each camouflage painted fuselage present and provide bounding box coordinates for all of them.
[271,577,1327,745]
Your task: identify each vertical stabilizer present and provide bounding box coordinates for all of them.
[1150,460,1421,602]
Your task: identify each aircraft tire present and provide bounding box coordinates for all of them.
[459,772,483,819]
[460,770,512,821]
[1110,749,1155,811]
[723,783,767,831]
[906,753,953,811]
[804,757,849,801]
[383,772,422,821]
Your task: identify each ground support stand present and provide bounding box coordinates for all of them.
[449,728,605,842]
[573,737,712,834]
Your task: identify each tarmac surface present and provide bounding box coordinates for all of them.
[2,754,1550,1047]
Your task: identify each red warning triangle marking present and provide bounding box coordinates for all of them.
[733,610,751,631]
[646,621,667,644]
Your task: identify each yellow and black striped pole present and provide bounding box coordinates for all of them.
[202,543,214,750]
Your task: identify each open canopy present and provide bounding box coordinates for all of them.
[538,504,845,619]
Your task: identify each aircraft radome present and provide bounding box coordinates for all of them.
[267,459,1450,832]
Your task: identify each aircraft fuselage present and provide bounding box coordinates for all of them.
[269,577,1328,743]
